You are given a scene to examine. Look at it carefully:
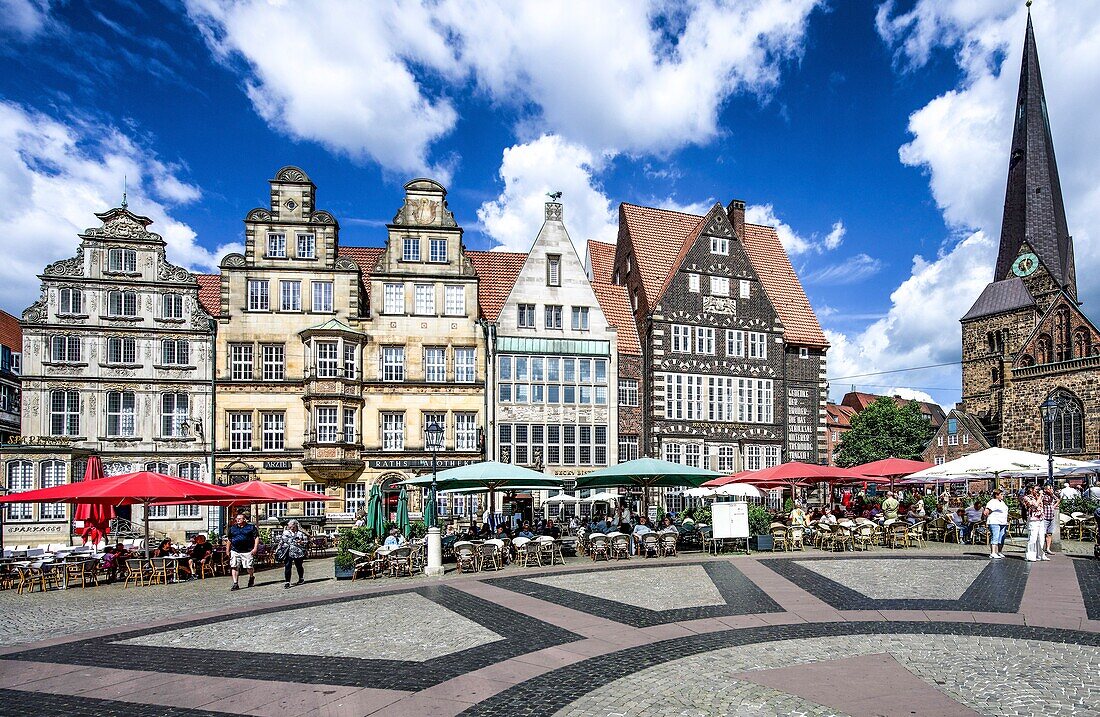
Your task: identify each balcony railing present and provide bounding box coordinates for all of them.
[1012,353,1100,379]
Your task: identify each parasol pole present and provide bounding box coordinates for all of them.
[144,499,151,558]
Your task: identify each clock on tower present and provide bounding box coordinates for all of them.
[1011,252,1039,278]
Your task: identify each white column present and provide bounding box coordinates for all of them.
[425,526,444,576]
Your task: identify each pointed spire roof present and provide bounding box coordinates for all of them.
[994,10,1075,298]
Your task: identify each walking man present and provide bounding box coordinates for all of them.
[1041,484,1060,556]
[1022,485,1047,562]
[226,512,259,590]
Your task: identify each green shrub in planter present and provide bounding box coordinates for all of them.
[334,526,376,572]
[748,505,771,537]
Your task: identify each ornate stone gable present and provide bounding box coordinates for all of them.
[1013,293,1100,367]
[391,178,458,228]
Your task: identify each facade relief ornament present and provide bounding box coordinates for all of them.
[246,208,272,222]
[311,210,337,225]
[392,196,457,228]
[220,253,247,268]
[276,167,309,183]
[334,257,358,271]
[22,294,47,324]
[44,251,85,278]
[703,296,737,315]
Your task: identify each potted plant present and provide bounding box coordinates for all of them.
[748,505,772,551]
[333,526,374,580]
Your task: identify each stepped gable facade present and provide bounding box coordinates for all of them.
[960,13,1099,460]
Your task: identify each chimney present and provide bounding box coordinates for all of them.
[545,201,563,222]
[726,199,745,239]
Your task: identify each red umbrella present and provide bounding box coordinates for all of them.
[0,471,239,556]
[744,461,870,483]
[223,481,331,504]
[853,458,933,489]
[701,471,752,488]
[73,456,113,546]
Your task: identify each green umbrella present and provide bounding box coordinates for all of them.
[400,460,563,491]
[365,484,386,539]
[395,486,411,538]
[576,457,720,489]
[422,485,438,529]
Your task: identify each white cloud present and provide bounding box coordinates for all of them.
[0,102,239,314]
[803,253,882,285]
[184,0,823,177]
[823,220,845,250]
[745,203,846,256]
[477,135,617,252]
[0,0,52,41]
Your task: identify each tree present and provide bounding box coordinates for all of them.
[834,397,934,468]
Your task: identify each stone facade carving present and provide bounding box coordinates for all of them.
[43,252,84,278]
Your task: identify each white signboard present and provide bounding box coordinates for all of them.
[712,501,749,539]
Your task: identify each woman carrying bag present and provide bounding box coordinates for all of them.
[276,519,310,589]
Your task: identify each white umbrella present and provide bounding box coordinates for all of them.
[715,483,763,498]
[903,448,1093,484]
[543,492,581,504]
[679,487,717,498]
[583,491,621,503]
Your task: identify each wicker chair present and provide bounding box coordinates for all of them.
[639,532,661,558]
[852,524,875,551]
[535,537,565,566]
[907,521,927,548]
[788,526,805,551]
[453,541,479,573]
[609,534,630,560]
[388,546,413,577]
[770,526,789,552]
[588,534,611,562]
[123,558,149,587]
[479,542,503,571]
[815,524,835,550]
[659,532,678,557]
[887,522,909,549]
[148,558,172,585]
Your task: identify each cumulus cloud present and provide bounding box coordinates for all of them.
[0,102,240,314]
[823,1,1100,406]
[477,135,617,252]
[745,203,847,256]
[803,253,882,285]
[184,0,822,177]
[0,0,52,41]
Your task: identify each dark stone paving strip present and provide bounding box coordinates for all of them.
[762,556,1028,613]
[1072,557,1100,620]
[6,585,581,692]
[484,561,783,627]
[457,621,1100,717]
[0,687,235,717]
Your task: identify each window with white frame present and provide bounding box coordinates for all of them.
[59,287,83,314]
[935,455,945,465]
[726,330,768,359]
[344,482,366,515]
[267,233,286,257]
[710,276,729,297]
[571,306,589,331]
[303,482,325,517]
[161,294,184,319]
[545,304,563,329]
[423,413,446,448]
[671,324,691,352]
[160,393,189,437]
[40,460,66,520]
[315,406,338,443]
[107,337,136,364]
[161,339,189,366]
[343,343,356,379]
[717,445,738,472]
[517,303,536,328]
[547,255,561,286]
[799,346,809,359]
[280,280,301,311]
[177,463,202,517]
[229,343,253,380]
[744,444,780,470]
[444,285,464,316]
[383,283,404,314]
[402,237,420,261]
[50,335,81,363]
[711,236,729,254]
[618,435,639,462]
[50,390,79,436]
[696,326,715,355]
[382,346,405,381]
[962,433,969,445]
[739,378,773,423]
[229,412,252,451]
[709,376,736,422]
[455,412,477,450]
[261,344,284,380]
[618,379,639,406]
[414,284,435,315]
[261,411,285,450]
[684,443,702,468]
[430,238,447,262]
[455,347,475,383]
[296,233,316,259]
[382,412,404,450]
[739,279,751,298]
[107,290,137,317]
[937,436,944,447]
[247,280,269,311]
[106,391,136,437]
[315,340,339,377]
[498,422,608,466]
[947,433,959,446]
[108,248,137,272]
[665,373,773,423]
[662,442,683,464]
[425,347,446,382]
[688,273,700,292]
[5,461,33,520]
[664,373,704,420]
[343,407,356,443]
[497,355,605,405]
[311,281,333,312]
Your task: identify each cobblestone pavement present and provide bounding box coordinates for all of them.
[0,542,1097,717]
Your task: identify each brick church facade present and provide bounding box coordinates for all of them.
[960,12,1099,460]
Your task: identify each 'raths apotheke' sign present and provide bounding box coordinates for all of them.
[367,459,480,470]
[786,386,817,462]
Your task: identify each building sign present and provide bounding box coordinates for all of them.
[786,387,816,462]
[263,460,293,470]
[367,459,480,470]
[4,523,66,535]
[3,435,75,447]
[326,512,355,522]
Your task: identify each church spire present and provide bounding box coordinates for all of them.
[993,10,1075,300]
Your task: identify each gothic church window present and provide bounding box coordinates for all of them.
[1043,389,1084,454]
[1054,308,1071,361]
[1073,328,1091,358]
[1036,334,1052,364]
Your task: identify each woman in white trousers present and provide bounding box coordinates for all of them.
[1022,485,1047,562]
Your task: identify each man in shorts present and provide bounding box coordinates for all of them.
[226,513,259,590]
[1041,484,1060,557]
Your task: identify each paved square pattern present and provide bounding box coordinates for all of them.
[1072,556,1100,620]
[488,561,783,627]
[793,558,987,600]
[121,592,503,662]
[528,565,725,610]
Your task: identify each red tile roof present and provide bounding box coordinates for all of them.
[825,403,857,429]
[195,274,221,317]
[618,203,705,306]
[587,240,617,283]
[841,391,946,428]
[337,246,385,310]
[467,250,527,321]
[592,281,640,355]
[740,222,828,348]
[0,309,21,351]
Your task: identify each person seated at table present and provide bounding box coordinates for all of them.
[183,534,216,580]
[946,508,965,540]
[444,524,458,538]
[908,498,927,523]
[516,522,536,539]
[881,492,900,521]
[383,529,406,547]
[542,519,561,539]
[100,546,123,583]
[151,539,175,558]
[631,516,654,553]
[963,502,984,542]
[659,516,679,533]
[494,523,511,540]
[477,522,493,539]
[819,508,838,526]
[789,502,809,528]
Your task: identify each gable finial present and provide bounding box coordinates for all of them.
[1026,0,1032,8]
[122,175,128,209]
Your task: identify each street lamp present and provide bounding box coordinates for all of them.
[1039,395,1068,551]
[424,420,445,576]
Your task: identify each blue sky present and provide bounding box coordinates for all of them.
[2,0,1099,409]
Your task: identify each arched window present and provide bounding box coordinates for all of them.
[40,460,66,520]
[1017,354,1035,368]
[1043,389,1084,454]
[1054,309,1071,361]
[1036,334,1052,364]
[5,461,34,520]
[1073,328,1091,358]
[990,367,1000,384]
